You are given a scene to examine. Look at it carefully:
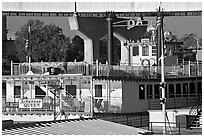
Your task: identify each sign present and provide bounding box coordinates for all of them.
[113,18,148,29]
[19,99,42,108]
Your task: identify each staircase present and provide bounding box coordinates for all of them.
[188,105,202,129]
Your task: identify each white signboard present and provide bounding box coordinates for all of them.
[19,99,43,108]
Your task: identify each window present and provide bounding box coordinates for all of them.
[35,85,46,98]
[183,83,188,97]
[2,82,6,97]
[154,84,160,99]
[190,83,195,96]
[95,85,102,97]
[176,84,181,97]
[152,45,157,56]
[142,44,149,56]
[197,82,202,95]
[169,84,174,98]
[139,85,145,99]
[165,85,168,98]
[133,46,139,56]
[14,86,21,98]
[66,85,76,97]
[147,85,153,99]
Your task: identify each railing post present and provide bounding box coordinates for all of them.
[188,60,191,76]
[127,116,129,125]
[179,123,181,135]
[11,60,13,75]
[106,61,109,76]
[174,95,176,109]
[96,59,99,76]
[141,115,143,127]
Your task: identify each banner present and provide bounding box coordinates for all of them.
[19,99,42,108]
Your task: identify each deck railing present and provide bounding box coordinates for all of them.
[9,61,202,78]
[148,93,201,110]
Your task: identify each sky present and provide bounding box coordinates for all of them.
[4,1,202,40]
[6,15,202,40]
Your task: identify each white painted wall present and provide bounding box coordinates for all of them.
[148,108,191,127]
[6,81,14,102]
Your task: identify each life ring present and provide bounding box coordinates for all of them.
[141,59,150,66]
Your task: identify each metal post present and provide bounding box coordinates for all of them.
[188,60,191,76]
[196,38,199,75]
[90,77,93,114]
[158,6,166,135]
[157,11,162,67]
[54,89,56,122]
[128,45,131,66]
[195,37,199,111]
[28,25,31,75]
[108,80,111,112]
[11,60,13,75]
[96,59,99,76]
[106,12,113,66]
[59,89,62,113]
[106,80,109,112]
[29,56,31,74]
[182,59,185,75]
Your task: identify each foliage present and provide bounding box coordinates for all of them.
[180,33,202,49]
[14,19,71,62]
[66,36,84,62]
[177,33,202,61]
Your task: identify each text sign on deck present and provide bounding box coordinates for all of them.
[19,99,43,108]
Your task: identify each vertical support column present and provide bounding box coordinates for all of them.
[157,5,166,135]
[21,79,24,99]
[46,79,48,96]
[30,79,32,99]
[160,14,166,136]
[157,10,162,67]
[90,76,93,115]
[96,59,99,76]
[106,80,109,112]
[108,80,111,112]
[106,12,113,66]
[59,78,64,114]
[188,60,191,76]
[128,46,131,66]
[11,60,13,75]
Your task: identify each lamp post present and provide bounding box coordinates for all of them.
[194,34,200,111]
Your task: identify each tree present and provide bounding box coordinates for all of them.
[180,33,201,49]
[177,33,202,61]
[71,36,84,61]
[14,19,71,62]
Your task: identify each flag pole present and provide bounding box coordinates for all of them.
[28,25,31,75]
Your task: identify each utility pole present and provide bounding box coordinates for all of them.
[157,5,166,135]
[106,11,114,112]
[106,11,114,66]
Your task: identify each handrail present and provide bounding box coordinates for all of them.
[188,105,202,129]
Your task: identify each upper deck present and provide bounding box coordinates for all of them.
[4,61,201,80]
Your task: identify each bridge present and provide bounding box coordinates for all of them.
[2,2,202,17]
